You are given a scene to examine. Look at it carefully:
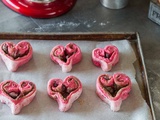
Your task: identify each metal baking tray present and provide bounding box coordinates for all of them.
[0,32,156,120]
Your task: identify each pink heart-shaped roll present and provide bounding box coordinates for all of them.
[0,80,36,114]
[50,43,82,72]
[96,73,131,111]
[47,76,82,112]
[0,41,33,71]
[92,45,119,71]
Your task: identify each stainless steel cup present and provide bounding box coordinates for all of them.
[100,0,129,9]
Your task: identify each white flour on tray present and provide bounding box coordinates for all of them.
[0,40,152,120]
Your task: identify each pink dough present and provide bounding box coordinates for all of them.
[0,80,36,114]
[0,41,33,72]
[50,43,82,72]
[92,45,119,72]
[96,73,131,111]
[47,76,82,112]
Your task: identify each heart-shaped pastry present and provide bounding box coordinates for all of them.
[0,41,33,71]
[0,80,36,114]
[96,73,131,111]
[47,75,82,112]
[50,43,82,72]
[92,45,119,71]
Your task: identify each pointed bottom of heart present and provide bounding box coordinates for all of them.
[96,88,122,112]
[56,89,82,112]
[0,92,36,114]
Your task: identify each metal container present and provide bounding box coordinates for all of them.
[148,0,160,26]
[100,0,129,9]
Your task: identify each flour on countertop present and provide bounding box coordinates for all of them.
[35,27,44,32]
[99,21,110,26]
[34,20,110,31]
[34,21,81,31]
[54,21,80,28]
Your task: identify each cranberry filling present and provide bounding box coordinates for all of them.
[2,44,8,54]
[2,44,30,59]
[61,85,70,98]
[8,91,20,99]
[55,49,74,63]
[104,84,122,97]
[3,82,21,99]
[53,44,78,63]
[51,81,77,98]
[105,53,111,58]
[101,76,128,97]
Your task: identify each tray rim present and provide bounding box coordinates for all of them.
[136,33,156,120]
[0,32,137,40]
[0,32,156,120]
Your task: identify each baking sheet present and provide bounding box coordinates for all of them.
[0,36,153,120]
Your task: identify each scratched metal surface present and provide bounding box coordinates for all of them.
[0,0,160,119]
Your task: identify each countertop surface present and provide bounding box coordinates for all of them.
[0,0,160,119]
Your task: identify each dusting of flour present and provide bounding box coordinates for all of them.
[33,20,110,32]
